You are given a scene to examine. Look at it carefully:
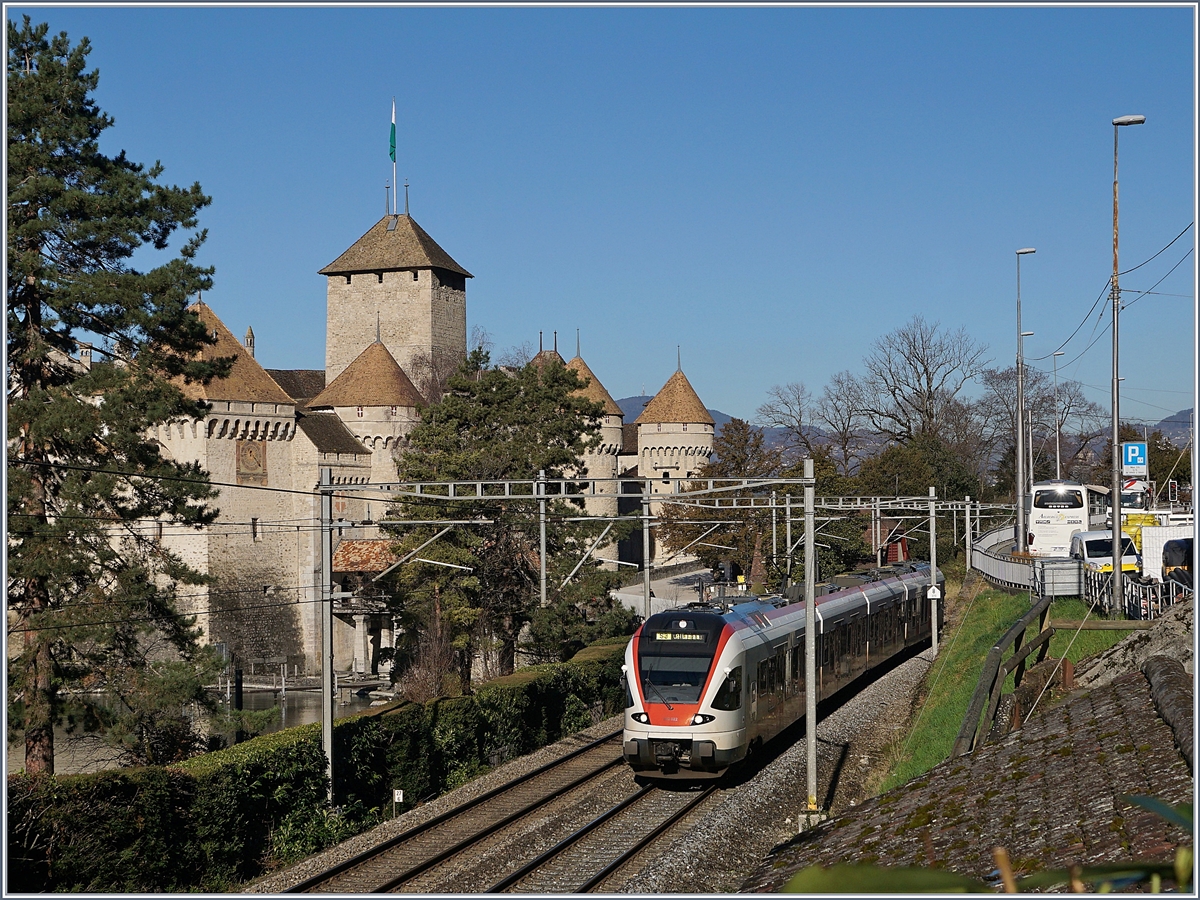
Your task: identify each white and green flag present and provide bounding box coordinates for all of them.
[389,99,396,163]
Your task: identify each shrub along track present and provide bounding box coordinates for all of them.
[284,730,623,893]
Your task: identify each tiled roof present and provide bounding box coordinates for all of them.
[267,369,326,406]
[529,348,566,371]
[741,660,1194,891]
[621,423,639,452]
[635,369,713,426]
[566,356,623,417]
[295,412,369,455]
[318,214,472,278]
[176,303,293,404]
[332,539,399,573]
[308,342,425,409]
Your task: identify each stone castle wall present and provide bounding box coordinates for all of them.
[325,268,465,384]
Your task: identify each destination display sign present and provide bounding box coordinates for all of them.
[652,631,706,642]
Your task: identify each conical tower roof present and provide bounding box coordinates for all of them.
[529,348,566,370]
[635,369,714,426]
[177,302,292,404]
[566,356,622,417]
[318,214,472,278]
[309,340,425,408]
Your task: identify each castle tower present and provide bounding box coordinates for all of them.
[319,214,471,397]
[308,339,425,485]
[566,353,624,563]
[635,367,715,561]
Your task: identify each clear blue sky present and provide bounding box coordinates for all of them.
[10,4,1197,425]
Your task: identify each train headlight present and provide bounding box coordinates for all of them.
[630,712,650,724]
[691,714,715,725]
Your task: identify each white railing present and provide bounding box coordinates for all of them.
[970,524,1083,598]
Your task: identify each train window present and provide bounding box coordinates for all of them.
[712,666,742,710]
[640,656,711,704]
[621,672,634,709]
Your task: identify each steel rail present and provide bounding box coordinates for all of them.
[577,784,718,892]
[284,728,621,893]
[373,755,626,892]
[485,784,656,892]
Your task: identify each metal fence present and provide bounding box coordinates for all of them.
[1082,569,1191,619]
[971,525,1082,598]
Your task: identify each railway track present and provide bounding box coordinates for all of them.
[487,782,718,893]
[285,729,624,893]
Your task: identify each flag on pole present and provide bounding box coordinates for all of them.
[389,99,396,163]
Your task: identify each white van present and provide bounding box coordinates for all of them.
[1069,530,1141,574]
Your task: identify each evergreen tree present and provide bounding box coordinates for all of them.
[7,18,229,773]
[657,418,783,582]
[384,354,623,692]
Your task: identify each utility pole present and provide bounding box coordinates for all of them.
[785,493,792,589]
[803,458,818,819]
[538,470,547,607]
[319,468,335,802]
[642,478,652,619]
[929,486,939,657]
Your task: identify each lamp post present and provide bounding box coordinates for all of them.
[1111,114,1145,614]
[1053,351,1065,479]
[1015,248,1036,553]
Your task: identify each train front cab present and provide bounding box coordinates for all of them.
[622,610,747,779]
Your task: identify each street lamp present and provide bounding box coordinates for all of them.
[1015,248,1036,553]
[1111,114,1145,613]
[1052,351,1065,479]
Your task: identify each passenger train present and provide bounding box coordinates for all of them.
[621,563,944,780]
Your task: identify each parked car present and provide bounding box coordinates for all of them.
[1069,530,1141,574]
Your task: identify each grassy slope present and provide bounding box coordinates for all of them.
[874,561,1125,793]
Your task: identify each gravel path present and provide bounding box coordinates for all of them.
[248,647,934,894]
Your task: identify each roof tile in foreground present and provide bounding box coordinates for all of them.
[741,664,1193,890]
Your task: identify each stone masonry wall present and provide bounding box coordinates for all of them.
[325,269,465,384]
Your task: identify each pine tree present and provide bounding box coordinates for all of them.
[7,18,230,773]
[385,354,624,692]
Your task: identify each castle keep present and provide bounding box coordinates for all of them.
[153,212,713,677]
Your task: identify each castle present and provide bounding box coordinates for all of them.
[149,212,715,677]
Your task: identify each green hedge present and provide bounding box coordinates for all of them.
[6,641,626,892]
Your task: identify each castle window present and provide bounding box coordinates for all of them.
[344,275,351,285]
[153,521,163,543]
[657,423,661,432]
[377,272,384,284]
[356,406,364,418]
[412,270,419,281]
[390,406,398,416]
[251,517,261,542]
[683,423,688,432]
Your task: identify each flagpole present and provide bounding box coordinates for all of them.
[391,97,397,216]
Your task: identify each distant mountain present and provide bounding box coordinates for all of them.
[1152,409,1193,445]
[616,396,735,430]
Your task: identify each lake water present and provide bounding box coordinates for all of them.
[6,689,382,776]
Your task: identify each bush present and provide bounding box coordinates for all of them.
[6,640,627,891]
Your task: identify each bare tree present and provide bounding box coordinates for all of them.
[756,381,819,464]
[815,370,867,476]
[859,315,991,443]
[498,340,536,369]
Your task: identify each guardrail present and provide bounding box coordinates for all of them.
[970,524,1083,598]
[1082,569,1192,619]
[951,592,1055,757]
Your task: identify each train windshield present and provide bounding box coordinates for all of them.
[640,656,712,704]
[637,611,725,705]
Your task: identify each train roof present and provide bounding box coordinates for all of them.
[715,563,939,634]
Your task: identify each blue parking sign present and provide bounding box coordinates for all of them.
[1122,442,1148,476]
